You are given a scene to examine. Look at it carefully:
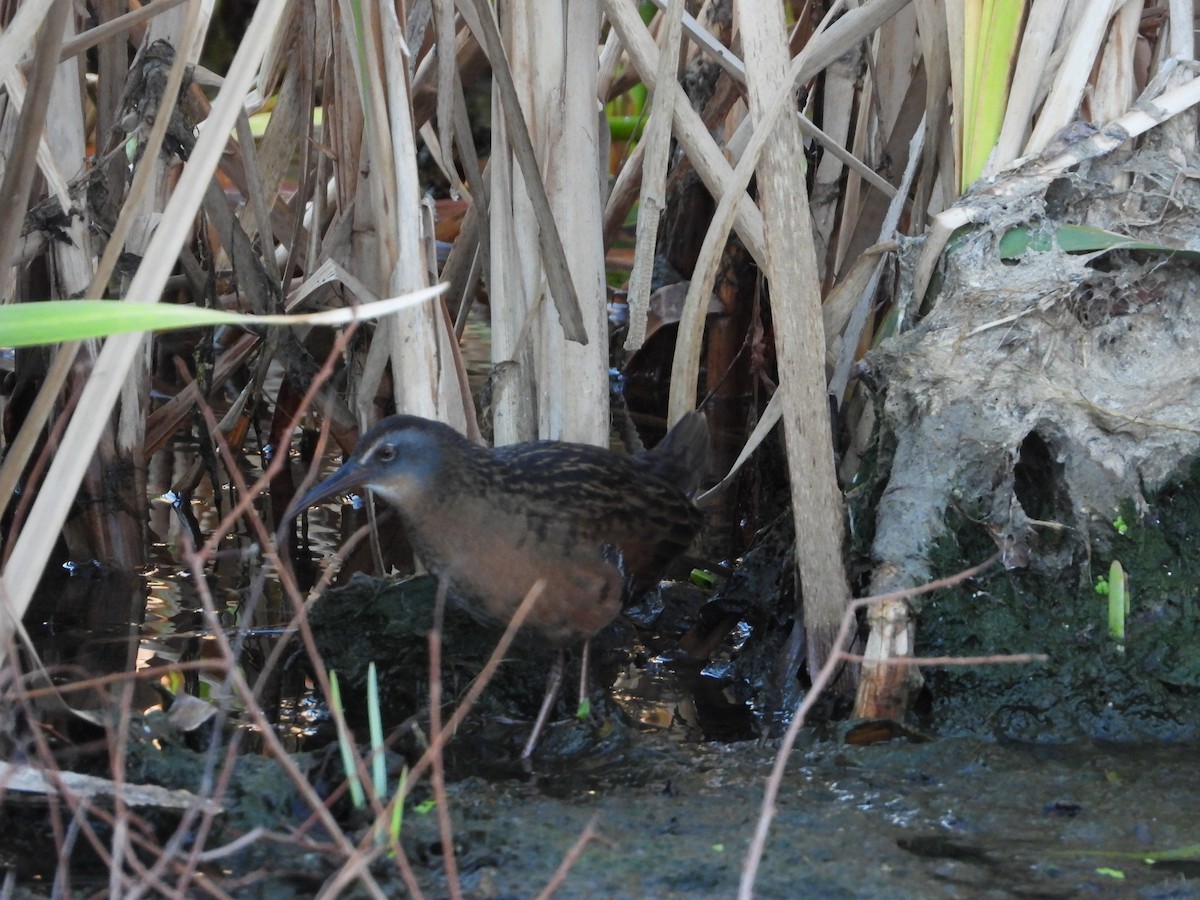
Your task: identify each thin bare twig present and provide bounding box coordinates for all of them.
[428,581,462,900]
[739,553,1003,898]
[841,652,1049,666]
[180,543,389,900]
[535,815,601,900]
[318,580,547,896]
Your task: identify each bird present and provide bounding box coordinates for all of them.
[284,411,708,758]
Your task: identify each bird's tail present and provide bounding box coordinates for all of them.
[639,411,709,496]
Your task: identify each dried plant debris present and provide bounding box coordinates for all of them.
[866,144,1200,593]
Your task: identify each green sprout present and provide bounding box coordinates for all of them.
[331,662,389,825]
[328,670,366,809]
[1112,514,1128,535]
[387,766,409,855]
[367,662,390,846]
[1106,561,1129,652]
[367,662,386,800]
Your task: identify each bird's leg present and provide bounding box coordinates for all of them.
[520,649,565,760]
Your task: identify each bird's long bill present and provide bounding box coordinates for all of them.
[281,460,368,522]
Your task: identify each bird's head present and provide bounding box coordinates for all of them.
[283,415,469,520]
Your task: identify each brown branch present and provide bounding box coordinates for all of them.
[535,816,601,900]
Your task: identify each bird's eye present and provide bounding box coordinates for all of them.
[375,444,397,463]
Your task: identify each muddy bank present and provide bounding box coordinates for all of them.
[64,732,1191,897]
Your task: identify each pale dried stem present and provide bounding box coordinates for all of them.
[0,0,290,662]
